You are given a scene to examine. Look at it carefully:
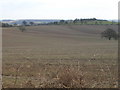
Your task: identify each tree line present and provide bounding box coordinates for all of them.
[52,18,116,25]
[1,18,118,27]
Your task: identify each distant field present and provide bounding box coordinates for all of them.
[2,25,118,88]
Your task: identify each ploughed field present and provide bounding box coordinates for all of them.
[2,25,118,88]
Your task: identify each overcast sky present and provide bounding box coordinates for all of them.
[0,0,119,20]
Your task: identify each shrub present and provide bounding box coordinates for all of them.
[18,26,26,32]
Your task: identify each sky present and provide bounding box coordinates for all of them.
[0,0,119,20]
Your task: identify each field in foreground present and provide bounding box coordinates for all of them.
[2,25,118,88]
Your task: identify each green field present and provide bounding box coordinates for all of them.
[2,25,118,88]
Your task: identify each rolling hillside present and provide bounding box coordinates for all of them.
[2,25,118,88]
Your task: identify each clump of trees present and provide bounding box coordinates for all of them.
[101,28,119,40]
[22,20,27,26]
[2,23,12,27]
[29,22,34,26]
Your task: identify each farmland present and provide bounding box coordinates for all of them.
[2,25,118,88]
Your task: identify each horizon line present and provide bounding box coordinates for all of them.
[0,18,118,20]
